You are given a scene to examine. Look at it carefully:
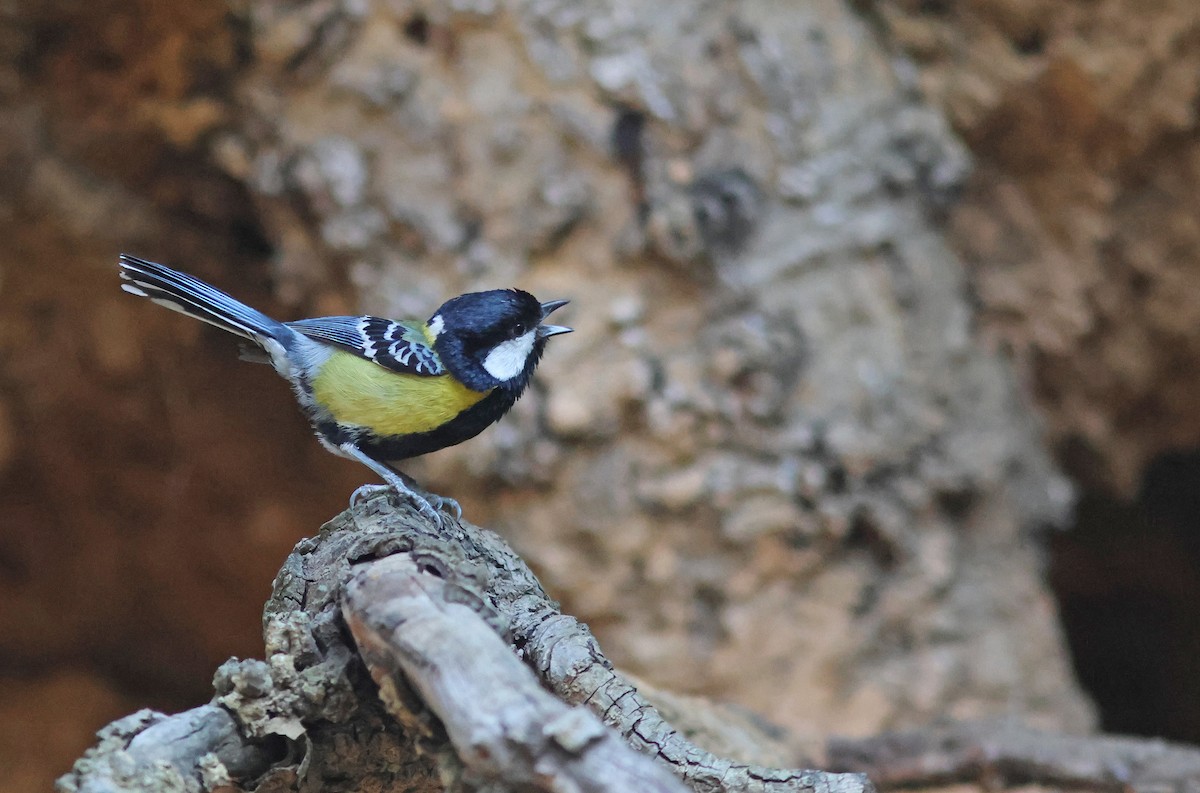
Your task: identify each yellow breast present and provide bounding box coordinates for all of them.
[312,350,491,436]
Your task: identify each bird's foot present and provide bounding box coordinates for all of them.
[391,471,462,522]
[350,481,456,527]
[350,483,391,508]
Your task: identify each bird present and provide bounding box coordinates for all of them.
[117,254,571,524]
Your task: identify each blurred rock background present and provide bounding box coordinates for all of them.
[1,0,1198,790]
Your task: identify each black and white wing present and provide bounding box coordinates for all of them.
[287,316,445,376]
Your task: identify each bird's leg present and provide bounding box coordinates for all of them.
[339,443,447,525]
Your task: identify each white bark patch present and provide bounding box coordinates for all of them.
[482,330,536,381]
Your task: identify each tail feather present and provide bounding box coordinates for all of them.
[118,254,290,346]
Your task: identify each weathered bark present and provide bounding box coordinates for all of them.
[57,496,875,793]
[51,707,284,792]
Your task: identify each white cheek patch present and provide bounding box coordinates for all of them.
[428,314,445,339]
[482,330,536,381]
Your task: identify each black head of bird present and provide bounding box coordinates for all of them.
[429,289,572,392]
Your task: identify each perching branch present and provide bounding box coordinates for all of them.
[57,494,875,793]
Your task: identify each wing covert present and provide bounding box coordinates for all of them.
[287,316,445,376]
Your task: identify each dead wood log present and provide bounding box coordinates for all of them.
[57,495,874,793]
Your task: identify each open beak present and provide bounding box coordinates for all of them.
[538,299,572,338]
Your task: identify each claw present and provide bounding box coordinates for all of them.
[423,493,463,520]
[413,496,445,527]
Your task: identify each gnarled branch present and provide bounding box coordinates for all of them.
[58,495,874,793]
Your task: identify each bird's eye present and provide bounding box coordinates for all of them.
[513,322,527,337]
